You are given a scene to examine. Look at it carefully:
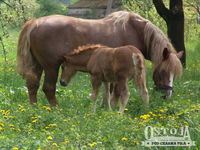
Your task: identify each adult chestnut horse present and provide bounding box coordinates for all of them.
[17,11,183,106]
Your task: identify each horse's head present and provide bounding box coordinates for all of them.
[153,48,183,98]
[60,57,76,87]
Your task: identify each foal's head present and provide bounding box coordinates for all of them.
[153,48,183,98]
[60,60,76,87]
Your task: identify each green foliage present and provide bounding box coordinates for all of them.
[121,0,200,41]
[34,0,68,17]
[0,30,199,149]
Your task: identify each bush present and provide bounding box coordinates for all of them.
[34,0,68,17]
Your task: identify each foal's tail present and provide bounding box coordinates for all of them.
[17,18,37,79]
[132,53,146,89]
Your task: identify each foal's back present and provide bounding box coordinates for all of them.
[87,45,144,81]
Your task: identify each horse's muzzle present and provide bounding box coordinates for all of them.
[155,85,173,99]
[60,79,67,87]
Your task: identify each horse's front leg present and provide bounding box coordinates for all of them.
[42,68,59,106]
[91,75,101,112]
[100,82,111,110]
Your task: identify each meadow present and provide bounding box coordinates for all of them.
[0,28,199,149]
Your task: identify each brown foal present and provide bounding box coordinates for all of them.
[60,45,149,113]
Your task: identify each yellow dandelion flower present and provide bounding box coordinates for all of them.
[90,142,97,147]
[12,147,18,150]
[117,111,122,114]
[134,141,139,145]
[18,104,23,107]
[149,112,153,114]
[64,139,70,144]
[52,143,57,146]
[0,123,4,127]
[152,114,157,117]
[37,148,41,150]
[134,117,137,120]
[9,116,13,118]
[121,137,127,141]
[160,109,164,113]
[191,109,194,111]
[0,110,5,113]
[86,113,91,117]
[63,119,68,122]
[49,124,56,127]
[46,107,52,111]
[20,109,26,112]
[32,119,38,123]
[164,108,168,111]
[72,125,76,127]
[9,124,14,127]
[0,127,3,131]
[47,136,53,140]
[124,108,128,111]
[177,94,180,96]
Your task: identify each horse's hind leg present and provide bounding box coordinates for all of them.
[26,65,43,105]
[91,76,101,112]
[100,82,111,110]
[42,68,59,106]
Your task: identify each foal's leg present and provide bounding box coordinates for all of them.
[111,83,120,108]
[26,65,43,105]
[140,82,149,105]
[91,76,102,112]
[119,79,130,114]
[42,68,59,106]
[100,82,111,110]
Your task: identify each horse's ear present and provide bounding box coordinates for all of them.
[163,48,170,60]
[176,51,184,59]
[62,56,69,62]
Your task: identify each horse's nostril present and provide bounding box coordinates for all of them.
[60,79,67,86]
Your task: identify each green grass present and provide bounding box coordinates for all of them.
[0,29,199,150]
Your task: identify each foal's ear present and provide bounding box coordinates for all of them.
[163,48,170,60]
[176,51,184,59]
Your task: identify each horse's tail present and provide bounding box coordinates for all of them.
[132,53,146,89]
[17,18,37,79]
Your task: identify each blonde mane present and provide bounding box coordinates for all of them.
[105,11,130,30]
[70,44,104,55]
[144,21,182,78]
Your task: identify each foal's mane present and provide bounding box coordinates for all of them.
[70,44,105,56]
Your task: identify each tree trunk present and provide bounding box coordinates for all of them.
[106,0,114,16]
[153,0,186,67]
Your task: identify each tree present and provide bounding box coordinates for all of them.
[106,0,114,16]
[153,0,186,67]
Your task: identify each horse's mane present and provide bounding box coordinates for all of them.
[105,11,130,30]
[70,44,105,56]
[144,21,182,78]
